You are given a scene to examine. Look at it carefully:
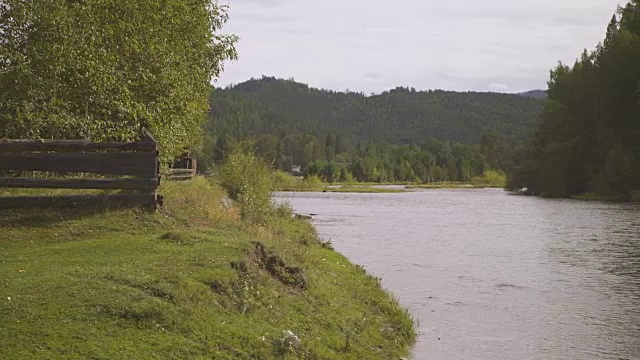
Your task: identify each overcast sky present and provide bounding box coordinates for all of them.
[216,0,622,93]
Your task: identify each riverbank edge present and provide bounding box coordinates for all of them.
[278,186,406,193]
[0,177,416,359]
[275,172,505,193]
[405,183,503,190]
[277,182,504,193]
[570,191,640,202]
[508,190,640,202]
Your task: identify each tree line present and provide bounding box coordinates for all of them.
[507,1,640,199]
[304,140,486,183]
[202,78,543,182]
[204,127,515,184]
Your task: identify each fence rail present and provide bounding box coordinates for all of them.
[0,130,162,210]
[0,139,157,153]
[0,177,160,190]
[0,152,158,177]
[165,156,196,181]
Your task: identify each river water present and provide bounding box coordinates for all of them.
[274,188,640,360]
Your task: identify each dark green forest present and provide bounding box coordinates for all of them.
[507,1,640,199]
[203,78,543,183]
[208,77,543,144]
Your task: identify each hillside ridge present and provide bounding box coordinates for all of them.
[210,76,544,145]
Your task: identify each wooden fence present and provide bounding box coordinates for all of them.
[165,156,196,181]
[0,130,162,209]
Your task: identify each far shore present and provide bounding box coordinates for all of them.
[276,181,506,194]
[277,185,406,193]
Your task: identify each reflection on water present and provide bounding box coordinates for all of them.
[275,189,640,360]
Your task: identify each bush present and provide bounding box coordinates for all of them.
[273,171,298,190]
[302,175,324,190]
[472,170,507,188]
[219,147,275,224]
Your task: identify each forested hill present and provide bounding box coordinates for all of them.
[208,77,544,145]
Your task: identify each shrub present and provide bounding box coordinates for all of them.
[219,146,275,224]
[303,175,324,189]
[273,171,298,190]
[472,170,507,187]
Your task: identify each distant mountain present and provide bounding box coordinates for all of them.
[518,90,547,99]
[208,76,545,145]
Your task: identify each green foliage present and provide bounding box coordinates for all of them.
[273,172,325,192]
[210,137,490,185]
[345,141,486,183]
[508,1,640,198]
[0,0,237,163]
[302,175,325,190]
[340,167,355,183]
[273,170,297,189]
[305,160,343,183]
[605,145,635,199]
[472,170,507,188]
[219,146,275,224]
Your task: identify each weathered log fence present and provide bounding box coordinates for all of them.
[165,156,196,181]
[0,130,162,209]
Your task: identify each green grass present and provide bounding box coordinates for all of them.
[0,177,415,359]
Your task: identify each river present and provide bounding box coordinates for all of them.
[274,188,640,360]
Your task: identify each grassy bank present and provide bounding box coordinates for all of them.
[278,185,405,194]
[274,171,505,192]
[406,171,506,189]
[325,186,405,194]
[0,177,415,359]
[274,174,405,193]
[406,182,476,189]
